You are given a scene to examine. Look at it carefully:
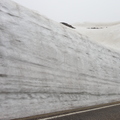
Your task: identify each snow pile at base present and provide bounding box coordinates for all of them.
[73,22,120,51]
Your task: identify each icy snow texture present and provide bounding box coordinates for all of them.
[0,0,120,120]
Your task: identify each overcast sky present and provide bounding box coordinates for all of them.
[12,0,120,24]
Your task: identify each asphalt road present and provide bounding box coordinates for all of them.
[40,104,120,120]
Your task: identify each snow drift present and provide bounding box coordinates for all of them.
[73,22,120,51]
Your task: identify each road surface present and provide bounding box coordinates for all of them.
[39,103,120,120]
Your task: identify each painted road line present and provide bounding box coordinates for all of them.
[39,103,120,120]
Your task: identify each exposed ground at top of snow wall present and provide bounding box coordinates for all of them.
[0,0,120,120]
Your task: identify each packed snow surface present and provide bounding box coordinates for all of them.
[73,22,120,51]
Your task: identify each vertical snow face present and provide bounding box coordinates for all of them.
[0,0,120,119]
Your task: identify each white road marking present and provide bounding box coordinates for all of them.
[39,103,120,120]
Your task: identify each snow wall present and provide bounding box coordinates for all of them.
[0,0,120,119]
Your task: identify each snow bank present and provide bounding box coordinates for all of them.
[0,0,120,120]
